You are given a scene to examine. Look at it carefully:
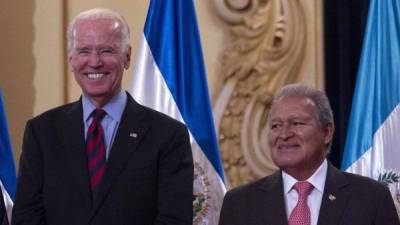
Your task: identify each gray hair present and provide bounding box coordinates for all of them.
[67,8,130,55]
[271,83,334,150]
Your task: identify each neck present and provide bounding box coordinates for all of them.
[84,89,122,107]
[284,158,325,181]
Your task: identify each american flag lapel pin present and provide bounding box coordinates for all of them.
[328,194,336,201]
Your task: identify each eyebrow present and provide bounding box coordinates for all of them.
[269,115,312,122]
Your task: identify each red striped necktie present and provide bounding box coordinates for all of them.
[86,108,107,202]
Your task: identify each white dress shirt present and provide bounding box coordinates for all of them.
[282,159,328,225]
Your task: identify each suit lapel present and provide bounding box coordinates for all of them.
[317,163,350,225]
[90,95,149,216]
[57,100,92,207]
[258,171,288,225]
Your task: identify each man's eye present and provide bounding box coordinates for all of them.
[100,49,114,54]
[293,121,305,126]
[270,124,280,129]
[78,49,89,55]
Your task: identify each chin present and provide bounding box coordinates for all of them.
[272,157,301,169]
[84,88,109,96]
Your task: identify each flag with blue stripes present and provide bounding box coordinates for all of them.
[0,90,17,223]
[130,0,226,224]
[341,0,400,213]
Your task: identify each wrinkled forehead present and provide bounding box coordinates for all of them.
[268,96,318,120]
[272,96,316,109]
[72,18,123,43]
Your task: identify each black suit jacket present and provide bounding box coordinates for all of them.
[219,163,400,225]
[12,93,194,225]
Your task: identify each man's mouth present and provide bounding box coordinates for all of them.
[87,73,105,80]
[278,144,299,150]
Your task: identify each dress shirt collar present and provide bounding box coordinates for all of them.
[82,89,127,123]
[282,159,328,194]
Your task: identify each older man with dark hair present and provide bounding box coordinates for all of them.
[12,8,193,225]
[219,84,399,225]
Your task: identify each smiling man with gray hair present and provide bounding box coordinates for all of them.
[12,8,193,225]
[218,84,399,225]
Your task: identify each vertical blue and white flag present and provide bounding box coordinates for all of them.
[0,90,17,223]
[341,0,400,212]
[130,0,226,224]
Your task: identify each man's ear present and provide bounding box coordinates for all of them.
[324,121,335,145]
[68,55,73,71]
[124,46,132,69]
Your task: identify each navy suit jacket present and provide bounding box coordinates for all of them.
[12,93,194,225]
[219,163,400,225]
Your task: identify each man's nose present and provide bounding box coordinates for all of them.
[88,52,103,67]
[279,124,294,139]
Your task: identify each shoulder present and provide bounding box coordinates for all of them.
[226,178,267,195]
[335,170,400,223]
[142,104,185,128]
[327,163,388,193]
[224,173,277,201]
[28,101,80,126]
[342,171,389,193]
[126,94,187,131]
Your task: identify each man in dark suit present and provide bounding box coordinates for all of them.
[12,8,193,225]
[219,84,399,225]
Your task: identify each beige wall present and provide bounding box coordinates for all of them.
[0,0,225,165]
[0,1,36,165]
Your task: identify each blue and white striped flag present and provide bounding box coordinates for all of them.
[341,0,400,213]
[0,90,17,223]
[130,0,226,224]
